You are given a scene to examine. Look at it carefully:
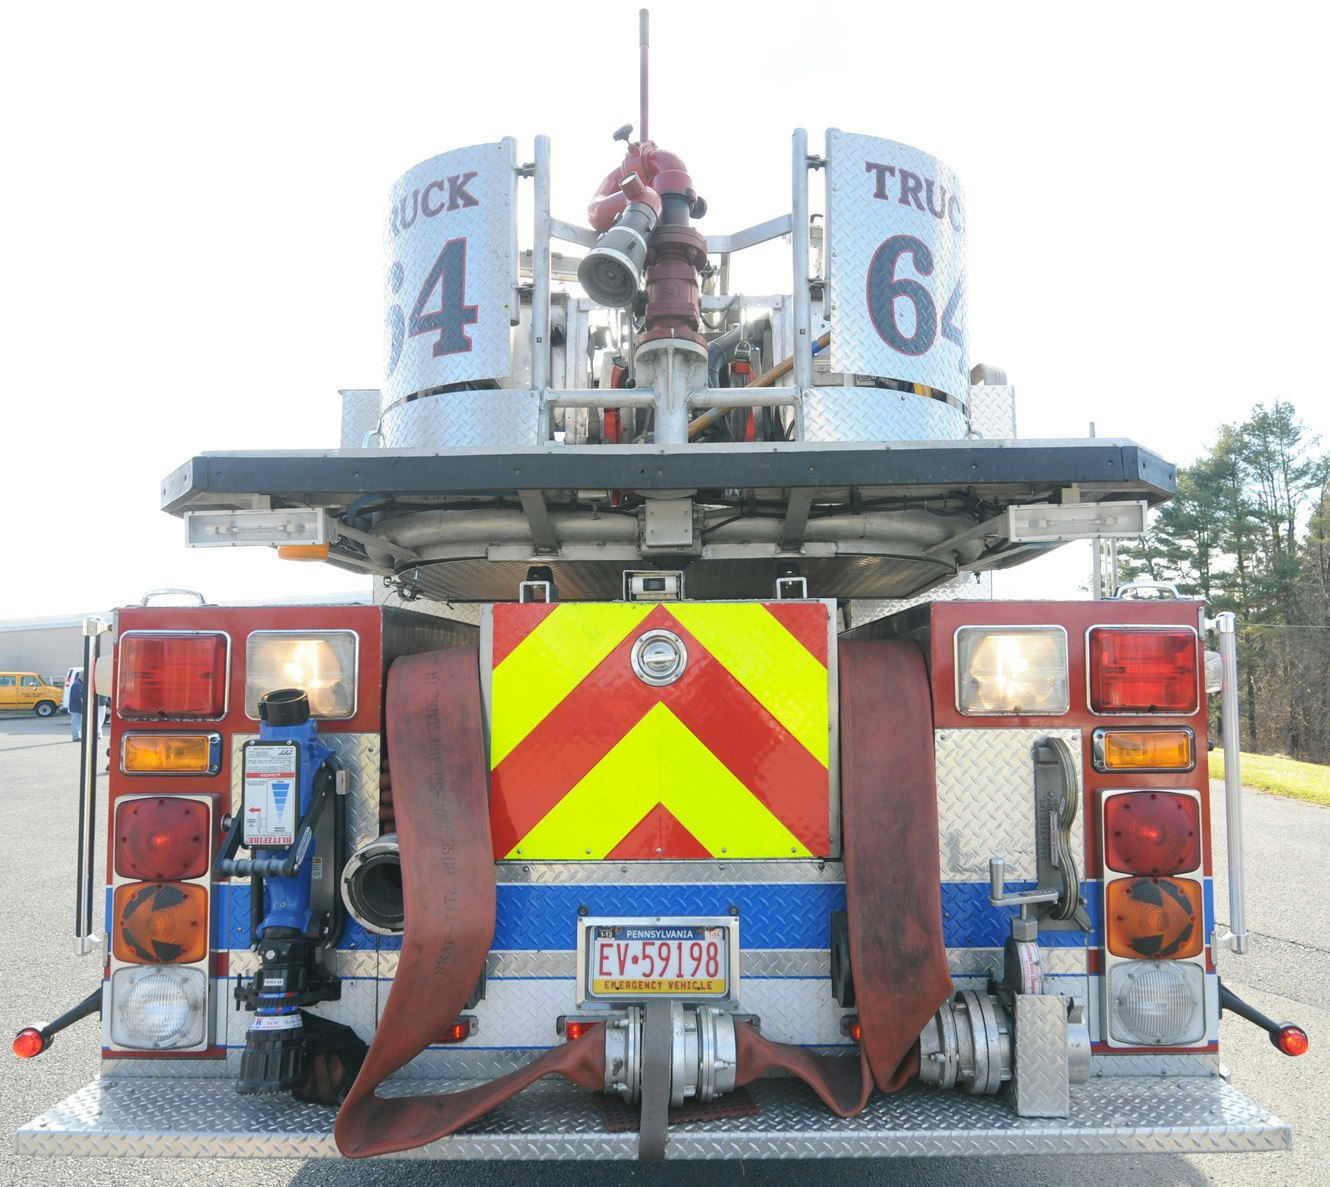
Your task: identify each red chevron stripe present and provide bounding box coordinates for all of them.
[762,602,829,666]
[490,605,829,856]
[490,602,558,668]
[606,803,712,860]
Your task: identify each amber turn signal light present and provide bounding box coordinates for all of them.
[112,882,208,965]
[1106,877,1204,960]
[1094,729,1193,772]
[122,734,218,775]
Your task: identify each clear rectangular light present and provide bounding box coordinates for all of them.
[956,627,1069,715]
[1007,500,1147,542]
[245,631,357,719]
[186,509,328,548]
[110,965,208,1050]
[1107,960,1205,1047]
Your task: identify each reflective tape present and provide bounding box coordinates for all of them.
[490,602,831,859]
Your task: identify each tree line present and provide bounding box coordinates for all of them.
[1118,401,1330,764]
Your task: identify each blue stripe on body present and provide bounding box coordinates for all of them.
[218,880,1095,953]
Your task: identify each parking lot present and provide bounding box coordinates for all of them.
[1,710,1327,1186]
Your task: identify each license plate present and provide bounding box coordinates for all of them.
[579,917,738,1003]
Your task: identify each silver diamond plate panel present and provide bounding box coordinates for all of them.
[380,389,541,448]
[968,384,1017,440]
[228,948,386,979]
[1011,994,1070,1118]
[385,140,517,399]
[20,1075,1288,1159]
[824,130,968,402]
[801,388,967,444]
[496,860,844,885]
[1091,1053,1222,1077]
[948,947,1085,978]
[229,732,380,853]
[339,388,384,449]
[934,728,1084,882]
[844,572,992,629]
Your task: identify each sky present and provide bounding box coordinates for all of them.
[4,0,1326,620]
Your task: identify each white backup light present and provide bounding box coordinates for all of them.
[1108,961,1206,1046]
[956,627,1069,715]
[246,632,358,719]
[110,966,207,1050]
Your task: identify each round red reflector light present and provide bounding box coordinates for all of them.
[1104,792,1201,875]
[13,1028,46,1059]
[114,798,210,881]
[1277,1026,1309,1057]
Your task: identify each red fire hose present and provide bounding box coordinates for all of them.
[335,640,951,1157]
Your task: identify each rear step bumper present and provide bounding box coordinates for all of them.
[19,1075,1289,1159]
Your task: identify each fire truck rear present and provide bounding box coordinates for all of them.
[15,13,1304,1162]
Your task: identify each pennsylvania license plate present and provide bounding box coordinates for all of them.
[579,917,738,1003]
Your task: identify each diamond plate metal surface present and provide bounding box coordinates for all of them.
[380,389,542,448]
[947,947,1085,978]
[824,130,968,401]
[20,1075,1288,1159]
[801,388,967,443]
[497,860,845,885]
[935,728,1084,882]
[968,384,1017,440]
[385,140,517,399]
[339,388,383,449]
[1011,994,1070,1118]
[1091,1053,1222,1077]
[229,732,381,853]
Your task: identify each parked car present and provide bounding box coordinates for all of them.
[0,672,64,717]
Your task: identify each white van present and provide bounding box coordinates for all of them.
[59,667,81,713]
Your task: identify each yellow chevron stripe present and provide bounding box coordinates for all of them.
[490,603,652,767]
[505,703,812,859]
[668,604,829,765]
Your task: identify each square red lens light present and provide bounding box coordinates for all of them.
[114,797,211,881]
[118,634,228,719]
[1103,791,1201,875]
[1090,629,1199,714]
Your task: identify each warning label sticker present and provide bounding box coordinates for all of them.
[243,742,299,848]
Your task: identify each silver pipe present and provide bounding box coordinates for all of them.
[791,129,813,394]
[1214,611,1248,954]
[544,393,657,410]
[531,136,552,392]
[688,389,800,410]
[75,616,109,955]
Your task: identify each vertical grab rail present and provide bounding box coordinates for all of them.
[75,616,110,955]
[1211,611,1248,955]
[791,128,813,404]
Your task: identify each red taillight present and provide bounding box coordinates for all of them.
[112,882,209,964]
[1089,629,1199,714]
[562,1019,601,1041]
[435,1018,473,1044]
[848,1019,862,1043]
[1106,877,1204,960]
[1103,792,1201,875]
[12,1028,46,1058]
[1277,1025,1310,1057]
[118,633,228,719]
[115,798,210,880]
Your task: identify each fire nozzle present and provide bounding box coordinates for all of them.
[578,140,707,345]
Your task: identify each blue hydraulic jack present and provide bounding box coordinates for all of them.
[216,688,346,1094]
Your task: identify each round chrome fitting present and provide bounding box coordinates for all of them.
[340,833,404,935]
[603,1006,643,1103]
[631,630,688,687]
[917,991,1012,1095]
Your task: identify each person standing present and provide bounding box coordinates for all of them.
[68,672,85,742]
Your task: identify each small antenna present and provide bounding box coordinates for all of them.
[639,8,650,143]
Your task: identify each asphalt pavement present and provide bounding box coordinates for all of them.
[1,712,1326,1187]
